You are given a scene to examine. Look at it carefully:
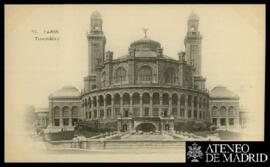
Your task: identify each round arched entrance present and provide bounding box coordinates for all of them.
[136,123,156,132]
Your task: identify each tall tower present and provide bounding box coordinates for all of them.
[87,11,106,76]
[184,12,202,75]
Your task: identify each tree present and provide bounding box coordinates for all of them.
[24,105,36,131]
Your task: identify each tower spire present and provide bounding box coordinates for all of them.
[184,11,202,75]
[87,11,106,76]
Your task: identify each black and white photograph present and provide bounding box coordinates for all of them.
[4,4,266,162]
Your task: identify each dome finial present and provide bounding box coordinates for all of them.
[143,27,148,38]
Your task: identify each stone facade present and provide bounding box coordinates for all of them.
[80,11,209,133]
[209,86,240,131]
[46,11,243,133]
[48,86,82,131]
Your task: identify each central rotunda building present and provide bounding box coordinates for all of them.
[79,11,209,132]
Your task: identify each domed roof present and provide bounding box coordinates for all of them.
[131,37,160,45]
[189,12,199,20]
[91,10,102,19]
[50,86,80,98]
[210,86,239,99]
[130,37,161,52]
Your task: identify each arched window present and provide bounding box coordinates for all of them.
[212,106,218,116]
[106,94,112,106]
[93,97,97,107]
[71,106,79,117]
[138,66,152,82]
[98,95,104,106]
[132,93,140,105]
[220,106,227,116]
[164,68,177,84]
[142,93,150,104]
[188,95,192,107]
[53,106,60,117]
[62,106,70,126]
[162,93,169,105]
[228,106,234,115]
[114,94,120,105]
[88,97,91,108]
[172,94,178,106]
[180,94,186,106]
[114,67,126,83]
[123,93,130,105]
[62,106,69,117]
[153,93,160,105]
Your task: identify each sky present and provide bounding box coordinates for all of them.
[5,5,265,113]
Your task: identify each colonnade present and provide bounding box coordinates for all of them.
[82,91,209,121]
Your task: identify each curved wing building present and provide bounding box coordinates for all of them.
[47,11,240,133]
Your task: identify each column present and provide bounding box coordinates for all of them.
[120,94,123,116]
[168,94,172,116]
[150,94,153,116]
[185,96,188,119]
[130,94,133,117]
[97,96,100,119]
[112,97,115,119]
[202,102,204,120]
[82,102,86,120]
[49,101,53,126]
[140,94,143,116]
[191,96,194,119]
[177,94,180,118]
[160,98,163,117]
[89,108,91,120]
[69,110,72,126]
[60,109,63,127]
[90,107,93,120]
[104,97,107,119]
[87,101,90,119]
